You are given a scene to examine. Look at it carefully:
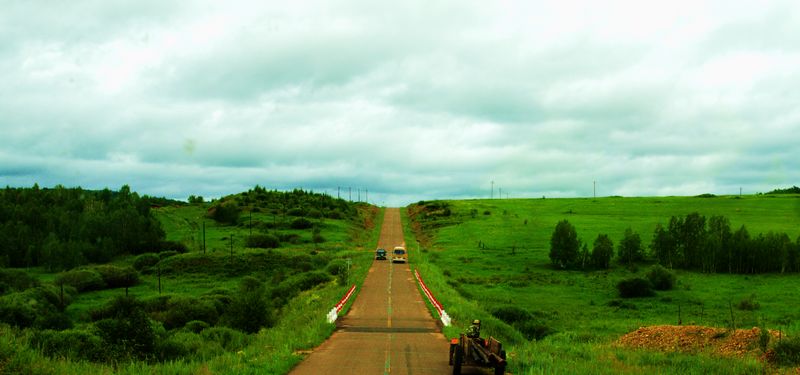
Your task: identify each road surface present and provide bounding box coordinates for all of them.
[289,208,457,374]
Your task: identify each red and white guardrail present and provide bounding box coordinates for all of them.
[414,270,451,326]
[326,284,357,323]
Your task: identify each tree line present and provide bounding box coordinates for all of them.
[550,213,800,274]
[0,185,169,270]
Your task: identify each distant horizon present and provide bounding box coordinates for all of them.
[5,181,796,207]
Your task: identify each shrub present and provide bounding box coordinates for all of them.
[516,320,555,341]
[133,253,160,271]
[163,331,223,361]
[159,250,179,260]
[773,336,800,366]
[646,265,676,291]
[617,277,655,298]
[160,240,188,253]
[246,234,281,249]
[94,265,139,289]
[221,277,271,333]
[326,259,348,276]
[32,329,106,362]
[209,200,241,225]
[94,296,156,360]
[608,299,637,309]
[271,271,331,302]
[0,268,39,294]
[279,233,303,244]
[0,297,36,327]
[201,326,250,351]
[290,218,313,229]
[287,207,305,217]
[491,305,531,325]
[55,269,106,292]
[163,297,219,330]
[737,294,760,311]
[184,320,210,333]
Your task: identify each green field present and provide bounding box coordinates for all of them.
[405,194,800,374]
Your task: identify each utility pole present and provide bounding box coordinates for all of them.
[499,187,502,199]
[366,189,368,204]
[594,180,596,199]
[358,188,361,202]
[349,187,352,201]
[337,186,340,199]
[491,180,494,199]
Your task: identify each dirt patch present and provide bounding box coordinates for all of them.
[619,325,782,358]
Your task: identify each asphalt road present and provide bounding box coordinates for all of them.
[289,208,460,375]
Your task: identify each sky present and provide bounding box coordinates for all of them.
[1,1,799,206]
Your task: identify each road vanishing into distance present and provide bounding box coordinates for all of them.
[290,208,481,374]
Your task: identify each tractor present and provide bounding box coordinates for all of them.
[449,320,506,375]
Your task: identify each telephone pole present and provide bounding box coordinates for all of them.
[593,180,596,199]
[491,180,494,199]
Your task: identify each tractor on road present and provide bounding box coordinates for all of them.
[448,320,507,375]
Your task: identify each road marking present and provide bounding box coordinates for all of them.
[387,260,393,328]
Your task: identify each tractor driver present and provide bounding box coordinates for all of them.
[466,319,481,339]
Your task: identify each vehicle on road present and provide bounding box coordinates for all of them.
[375,248,387,260]
[449,320,507,375]
[392,246,407,263]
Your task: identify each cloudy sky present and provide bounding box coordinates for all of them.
[1,1,799,206]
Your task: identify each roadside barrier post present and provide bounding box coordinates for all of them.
[414,270,451,326]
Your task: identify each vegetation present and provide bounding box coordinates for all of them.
[406,194,800,373]
[0,184,381,374]
[0,185,171,269]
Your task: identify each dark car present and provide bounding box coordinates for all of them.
[375,248,387,260]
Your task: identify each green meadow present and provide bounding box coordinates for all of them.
[405,194,800,374]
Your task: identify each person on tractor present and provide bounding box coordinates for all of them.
[466,319,482,339]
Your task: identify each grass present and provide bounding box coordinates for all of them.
[406,194,800,374]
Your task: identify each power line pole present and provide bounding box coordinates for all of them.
[594,180,596,199]
[349,187,352,201]
[499,187,502,199]
[366,189,368,204]
[491,180,494,199]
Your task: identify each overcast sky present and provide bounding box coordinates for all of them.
[1,1,799,206]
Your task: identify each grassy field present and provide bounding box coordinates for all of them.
[2,203,383,374]
[405,194,800,374]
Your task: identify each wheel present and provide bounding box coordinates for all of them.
[494,364,506,375]
[452,345,463,375]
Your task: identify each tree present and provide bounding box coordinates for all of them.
[591,234,613,269]
[650,223,676,269]
[706,215,731,273]
[221,276,272,333]
[618,227,643,266]
[549,220,580,269]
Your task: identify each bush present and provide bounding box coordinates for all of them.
[326,259,348,276]
[617,277,655,298]
[0,268,39,294]
[516,320,555,341]
[491,305,531,325]
[201,326,250,351]
[159,250,179,260]
[221,277,271,333]
[0,297,36,327]
[646,265,676,291]
[209,200,241,225]
[271,271,331,302]
[94,265,139,289]
[163,297,219,330]
[287,207,305,217]
[773,336,800,366]
[133,253,160,271]
[55,269,106,292]
[32,329,106,362]
[290,218,313,229]
[184,320,210,333]
[160,240,188,253]
[162,331,223,361]
[94,296,156,360]
[246,234,281,249]
[279,233,303,244]
[737,294,760,311]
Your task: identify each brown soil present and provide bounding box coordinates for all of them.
[619,325,783,358]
